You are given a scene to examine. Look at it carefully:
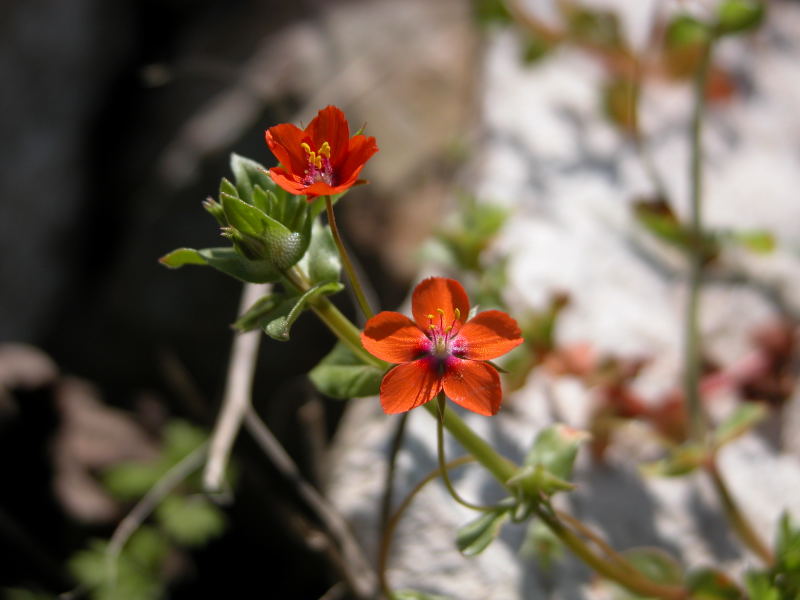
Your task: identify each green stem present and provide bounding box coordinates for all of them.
[435,393,498,512]
[326,196,374,320]
[706,459,774,566]
[535,506,686,600]
[684,41,713,443]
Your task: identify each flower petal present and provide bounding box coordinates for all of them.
[411,277,470,331]
[442,359,502,416]
[336,134,379,183]
[306,106,351,167]
[269,167,308,196]
[380,359,442,414]
[457,310,523,361]
[361,312,430,363]
[265,123,307,175]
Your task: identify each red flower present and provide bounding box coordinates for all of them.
[361,277,523,416]
[264,105,378,199]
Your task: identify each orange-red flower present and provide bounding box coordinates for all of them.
[264,105,378,200]
[361,277,523,416]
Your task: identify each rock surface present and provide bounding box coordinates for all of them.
[327,2,800,598]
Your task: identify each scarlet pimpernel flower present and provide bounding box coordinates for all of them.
[361,277,523,416]
[264,105,378,199]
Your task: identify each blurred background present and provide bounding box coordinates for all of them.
[0,0,478,597]
[3,0,799,598]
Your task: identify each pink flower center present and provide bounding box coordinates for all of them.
[301,141,334,186]
[424,308,466,362]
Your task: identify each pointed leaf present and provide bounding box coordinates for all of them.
[641,444,706,477]
[713,403,767,449]
[309,341,385,399]
[622,547,683,585]
[716,0,765,36]
[230,153,272,203]
[264,281,343,341]
[456,510,509,557]
[159,247,281,283]
[233,293,286,332]
[298,221,342,285]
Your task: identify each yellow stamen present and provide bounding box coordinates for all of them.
[318,141,331,158]
[300,142,312,154]
[436,308,445,316]
[454,308,461,321]
[314,155,322,168]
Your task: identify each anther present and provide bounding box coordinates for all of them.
[319,141,331,158]
[300,142,312,154]
[454,308,461,321]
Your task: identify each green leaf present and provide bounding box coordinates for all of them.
[159,247,281,283]
[523,424,590,480]
[456,510,509,557]
[103,462,162,501]
[713,403,767,449]
[744,573,781,600]
[155,495,225,547]
[219,177,239,199]
[298,220,342,285]
[666,15,711,49]
[728,229,776,254]
[567,6,623,50]
[686,568,744,599]
[622,547,683,585]
[641,444,706,477]
[716,0,765,35]
[264,281,344,341]
[776,512,800,574]
[472,0,512,27]
[233,293,287,332]
[309,341,385,399]
[520,518,563,569]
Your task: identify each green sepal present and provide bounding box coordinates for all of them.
[712,403,767,449]
[686,568,744,599]
[523,424,590,481]
[641,443,707,477]
[203,197,228,226]
[298,220,342,285]
[264,281,344,342]
[309,341,385,399]
[230,153,273,204]
[715,0,765,36]
[455,509,510,557]
[508,464,576,498]
[776,512,800,578]
[159,247,281,283]
[220,192,311,270]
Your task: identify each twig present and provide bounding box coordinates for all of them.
[203,282,270,492]
[243,407,377,599]
[380,413,409,535]
[106,442,208,586]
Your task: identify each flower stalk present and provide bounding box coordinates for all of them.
[325,196,374,320]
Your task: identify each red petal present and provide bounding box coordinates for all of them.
[265,124,307,175]
[411,277,470,331]
[336,134,379,182]
[361,312,430,363]
[269,167,308,196]
[306,106,351,166]
[380,359,442,414]
[442,359,502,416]
[457,311,523,361]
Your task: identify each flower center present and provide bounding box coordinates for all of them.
[426,308,464,360]
[301,141,334,186]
